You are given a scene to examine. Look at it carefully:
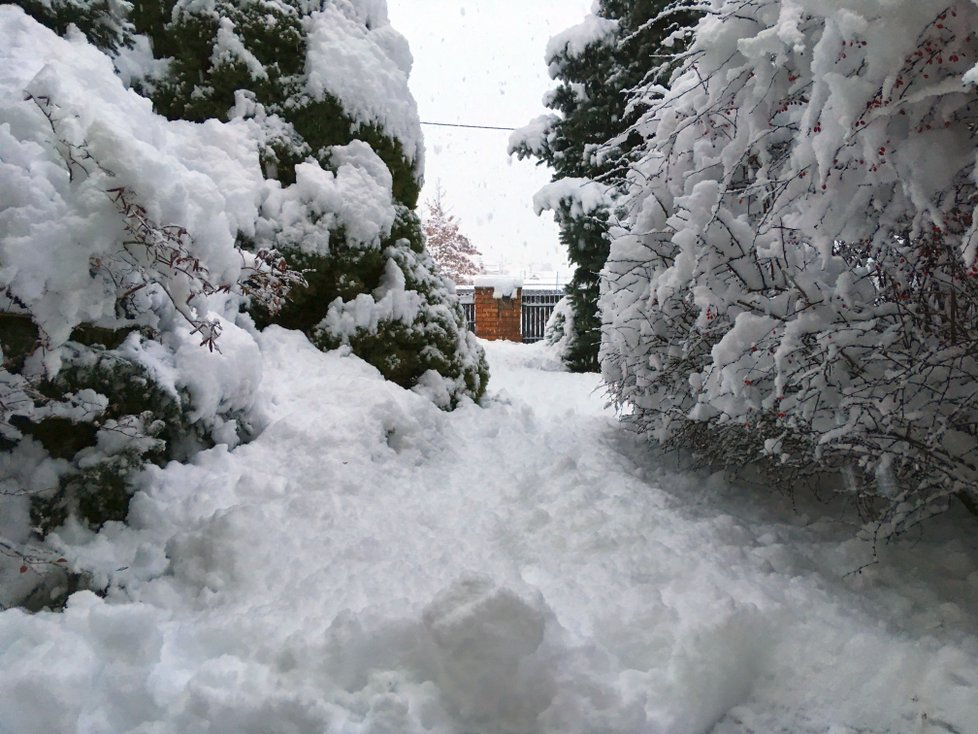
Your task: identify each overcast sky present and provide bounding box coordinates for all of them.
[386,0,593,282]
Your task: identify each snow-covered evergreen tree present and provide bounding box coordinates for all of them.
[422,190,482,285]
[601,0,978,532]
[511,0,698,372]
[132,0,488,409]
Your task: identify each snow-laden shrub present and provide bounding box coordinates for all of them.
[601,0,978,533]
[544,295,575,363]
[0,7,293,606]
[136,0,488,407]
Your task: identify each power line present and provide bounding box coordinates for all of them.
[420,121,516,131]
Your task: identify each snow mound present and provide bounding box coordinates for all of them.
[423,576,552,726]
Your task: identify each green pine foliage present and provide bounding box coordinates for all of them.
[555,207,610,372]
[0,314,215,546]
[9,337,217,536]
[3,331,218,610]
[313,239,489,405]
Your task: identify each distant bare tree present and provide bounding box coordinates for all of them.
[422,187,483,285]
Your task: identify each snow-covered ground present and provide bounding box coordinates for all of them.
[1,331,976,734]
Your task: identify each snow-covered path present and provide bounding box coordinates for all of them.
[2,331,977,733]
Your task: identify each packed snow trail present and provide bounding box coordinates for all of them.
[1,330,977,733]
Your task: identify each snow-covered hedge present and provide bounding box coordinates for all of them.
[601,0,978,533]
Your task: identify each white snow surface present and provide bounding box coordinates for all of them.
[1,332,977,733]
[533,177,610,218]
[304,4,423,167]
[545,14,619,71]
[0,5,265,351]
[508,113,558,158]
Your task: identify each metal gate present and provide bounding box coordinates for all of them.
[457,288,476,332]
[520,288,563,343]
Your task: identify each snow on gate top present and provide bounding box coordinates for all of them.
[472,274,524,299]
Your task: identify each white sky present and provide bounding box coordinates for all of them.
[386,0,593,282]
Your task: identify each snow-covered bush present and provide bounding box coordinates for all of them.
[0,6,295,606]
[136,0,488,407]
[602,0,978,533]
[543,295,575,363]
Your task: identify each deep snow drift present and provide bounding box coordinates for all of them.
[1,333,976,733]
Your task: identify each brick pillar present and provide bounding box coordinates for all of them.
[474,286,522,342]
